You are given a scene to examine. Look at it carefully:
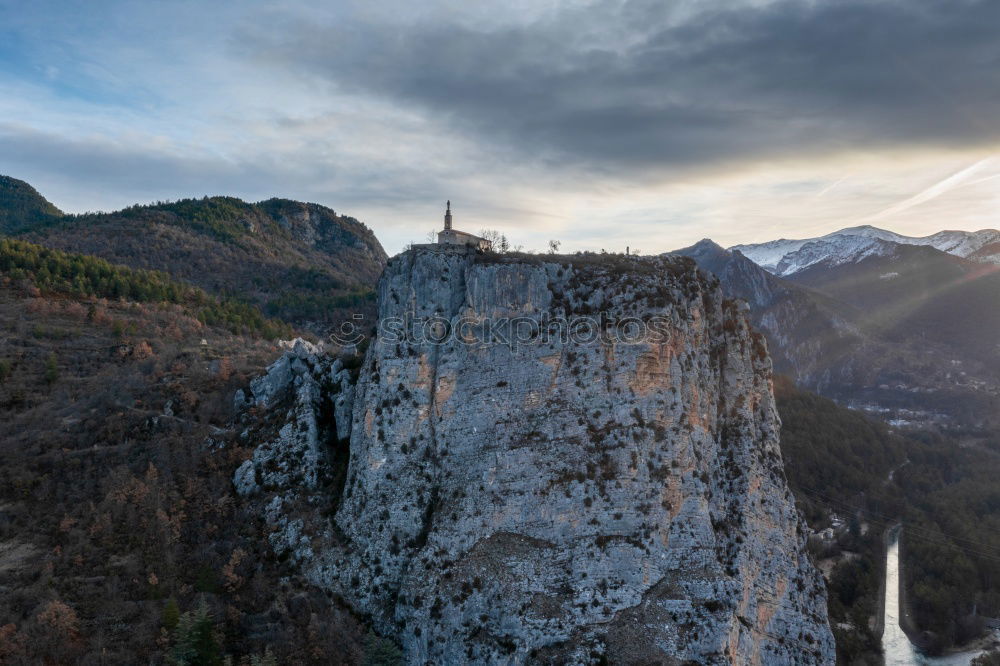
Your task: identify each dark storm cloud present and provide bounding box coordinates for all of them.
[244,0,1000,171]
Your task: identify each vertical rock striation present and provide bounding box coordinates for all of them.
[310,247,834,664]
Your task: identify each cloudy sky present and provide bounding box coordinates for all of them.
[2,0,1000,254]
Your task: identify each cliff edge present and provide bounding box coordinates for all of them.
[237,247,834,664]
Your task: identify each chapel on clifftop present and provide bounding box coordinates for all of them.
[437,201,492,252]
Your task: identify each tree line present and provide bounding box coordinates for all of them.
[0,237,292,339]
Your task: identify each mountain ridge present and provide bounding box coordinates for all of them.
[732,224,1000,275]
[0,175,64,233]
[673,239,1000,429]
[0,175,388,332]
[670,239,864,384]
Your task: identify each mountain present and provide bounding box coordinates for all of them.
[0,176,388,331]
[732,225,1000,276]
[673,240,1000,428]
[787,243,1000,369]
[234,246,835,664]
[782,243,1000,428]
[717,226,1000,428]
[968,240,1000,264]
[0,175,63,233]
[672,239,863,382]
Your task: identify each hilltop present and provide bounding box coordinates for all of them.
[0,175,63,233]
[731,224,1000,276]
[0,175,388,332]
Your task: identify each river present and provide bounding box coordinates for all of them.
[882,530,990,665]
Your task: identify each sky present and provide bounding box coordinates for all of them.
[2,0,1000,255]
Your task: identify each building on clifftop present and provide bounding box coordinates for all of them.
[437,201,491,252]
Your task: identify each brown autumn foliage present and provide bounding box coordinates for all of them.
[0,283,368,664]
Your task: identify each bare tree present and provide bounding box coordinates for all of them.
[479,229,510,253]
[547,240,561,254]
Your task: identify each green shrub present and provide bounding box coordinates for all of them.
[44,352,58,385]
[362,632,403,666]
[167,598,223,666]
[162,598,180,632]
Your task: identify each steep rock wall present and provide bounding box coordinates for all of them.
[312,248,834,664]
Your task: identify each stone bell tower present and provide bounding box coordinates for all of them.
[436,200,492,252]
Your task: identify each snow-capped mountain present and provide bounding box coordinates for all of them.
[674,236,1000,430]
[732,225,1000,276]
[672,239,864,384]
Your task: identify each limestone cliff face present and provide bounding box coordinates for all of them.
[237,247,834,664]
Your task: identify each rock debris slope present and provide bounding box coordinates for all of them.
[237,247,834,665]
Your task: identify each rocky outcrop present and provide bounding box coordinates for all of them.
[255,198,387,269]
[233,339,357,561]
[237,247,834,664]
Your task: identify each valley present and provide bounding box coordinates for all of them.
[2,176,1000,663]
[7,0,1000,663]
[882,529,998,666]
[676,235,1000,430]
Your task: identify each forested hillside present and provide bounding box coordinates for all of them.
[776,377,905,664]
[1,237,291,339]
[0,175,63,233]
[777,377,1000,658]
[0,242,386,663]
[1,175,387,333]
[0,177,398,662]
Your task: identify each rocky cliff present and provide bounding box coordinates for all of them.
[236,247,834,664]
